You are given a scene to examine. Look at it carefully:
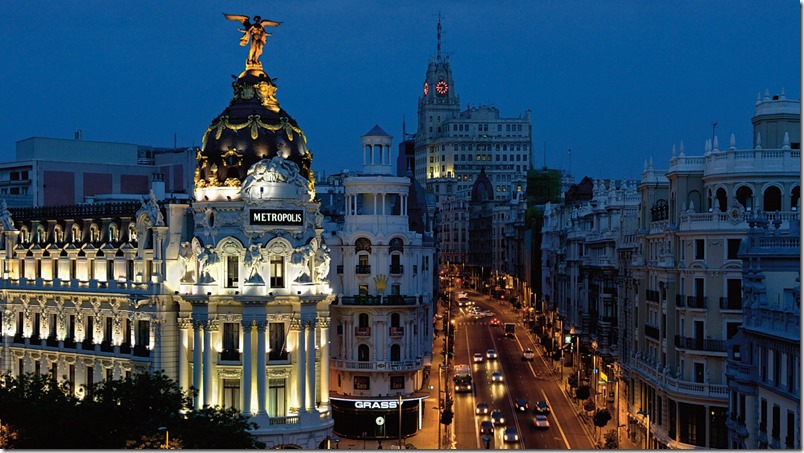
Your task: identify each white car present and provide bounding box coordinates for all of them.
[473,352,484,363]
[486,349,498,359]
[533,415,550,429]
[522,348,535,360]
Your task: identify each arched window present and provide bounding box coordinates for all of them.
[358,344,370,362]
[715,188,728,212]
[391,313,401,328]
[90,224,100,242]
[389,238,404,254]
[687,190,702,213]
[36,225,46,244]
[129,223,138,243]
[71,225,81,243]
[390,344,401,362]
[19,226,29,244]
[108,223,119,242]
[763,186,782,212]
[358,313,369,328]
[53,225,64,243]
[736,186,754,211]
[355,237,372,254]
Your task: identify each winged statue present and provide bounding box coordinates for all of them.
[223,13,282,66]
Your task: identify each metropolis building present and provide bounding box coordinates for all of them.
[0,23,336,449]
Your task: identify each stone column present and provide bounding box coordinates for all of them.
[241,319,253,416]
[294,319,306,412]
[192,321,203,409]
[203,321,216,407]
[178,318,190,391]
[319,318,330,408]
[256,321,267,416]
[306,319,316,411]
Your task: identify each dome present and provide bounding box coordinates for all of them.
[194,66,314,194]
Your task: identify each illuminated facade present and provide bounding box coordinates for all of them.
[0,22,336,448]
[324,125,436,440]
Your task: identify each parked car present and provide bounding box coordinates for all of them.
[491,410,505,426]
[503,427,519,442]
[533,415,550,429]
[533,400,551,415]
[522,348,534,360]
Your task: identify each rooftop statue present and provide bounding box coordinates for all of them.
[224,13,282,67]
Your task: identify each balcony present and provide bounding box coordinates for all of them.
[354,327,371,336]
[339,295,419,306]
[332,358,421,371]
[389,326,404,337]
[389,264,404,275]
[644,324,660,340]
[686,296,707,309]
[674,335,726,353]
[719,297,742,310]
[645,289,660,303]
[355,265,371,275]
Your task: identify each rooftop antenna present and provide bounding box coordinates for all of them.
[568,148,572,177]
[436,12,442,62]
[543,141,547,168]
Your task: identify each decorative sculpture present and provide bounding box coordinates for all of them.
[223,13,282,67]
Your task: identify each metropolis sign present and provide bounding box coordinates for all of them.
[249,209,304,226]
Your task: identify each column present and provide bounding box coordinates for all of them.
[192,321,203,409]
[319,319,330,408]
[295,321,306,412]
[203,322,215,407]
[306,320,316,411]
[241,319,253,416]
[178,319,189,391]
[256,321,267,416]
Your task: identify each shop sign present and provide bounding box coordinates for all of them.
[354,400,399,409]
[249,209,304,226]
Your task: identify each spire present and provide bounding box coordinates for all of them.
[671,144,676,158]
[679,140,685,157]
[729,133,736,150]
[436,13,443,62]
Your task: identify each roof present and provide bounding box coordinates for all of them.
[362,124,390,137]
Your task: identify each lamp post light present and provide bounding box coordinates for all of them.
[157,426,169,449]
[637,410,650,449]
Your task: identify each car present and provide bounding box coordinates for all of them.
[533,400,551,415]
[522,348,535,360]
[514,398,529,412]
[490,317,500,326]
[490,410,505,426]
[503,426,519,442]
[491,371,504,383]
[486,349,498,359]
[475,402,489,415]
[479,420,494,435]
[533,414,550,429]
[473,352,484,363]
[479,310,494,317]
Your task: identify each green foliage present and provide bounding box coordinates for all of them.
[0,371,264,449]
[593,409,612,428]
[567,374,579,388]
[575,384,590,401]
[440,409,454,425]
[603,430,619,449]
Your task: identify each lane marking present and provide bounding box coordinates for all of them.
[540,388,570,449]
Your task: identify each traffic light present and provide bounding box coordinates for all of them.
[440,409,454,425]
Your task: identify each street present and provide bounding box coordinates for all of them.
[441,289,596,450]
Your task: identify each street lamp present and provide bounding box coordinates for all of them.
[157,426,169,449]
[637,410,650,449]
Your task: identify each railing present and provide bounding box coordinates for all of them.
[719,297,742,310]
[221,350,241,361]
[339,295,419,306]
[686,296,707,309]
[674,335,726,353]
[332,359,420,371]
[354,327,371,336]
[389,326,404,337]
[355,265,371,274]
[631,358,728,398]
[644,324,660,340]
[269,415,299,425]
[389,264,404,275]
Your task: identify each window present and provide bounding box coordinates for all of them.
[136,320,149,347]
[354,376,370,390]
[694,239,705,260]
[268,322,287,360]
[760,399,767,432]
[107,260,114,280]
[726,239,741,260]
[225,255,238,288]
[223,379,240,410]
[270,256,284,288]
[223,322,239,358]
[358,344,370,361]
[268,378,286,416]
[390,344,401,361]
[390,376,405,390]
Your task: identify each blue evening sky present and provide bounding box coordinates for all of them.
[1,1,799,181]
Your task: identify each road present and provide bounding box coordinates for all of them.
[446,290,595,450]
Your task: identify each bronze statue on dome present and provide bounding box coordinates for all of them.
[223,13,282,67]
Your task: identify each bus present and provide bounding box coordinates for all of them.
[453,364,473,393]
[504,322,515,337]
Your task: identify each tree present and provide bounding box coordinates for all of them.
[575,384,590,401]
[567,374,579,388]
[603,430,619,449]
[593,409,612,443]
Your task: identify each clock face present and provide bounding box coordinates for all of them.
[423,82,429,96]
[436,79,449,95]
